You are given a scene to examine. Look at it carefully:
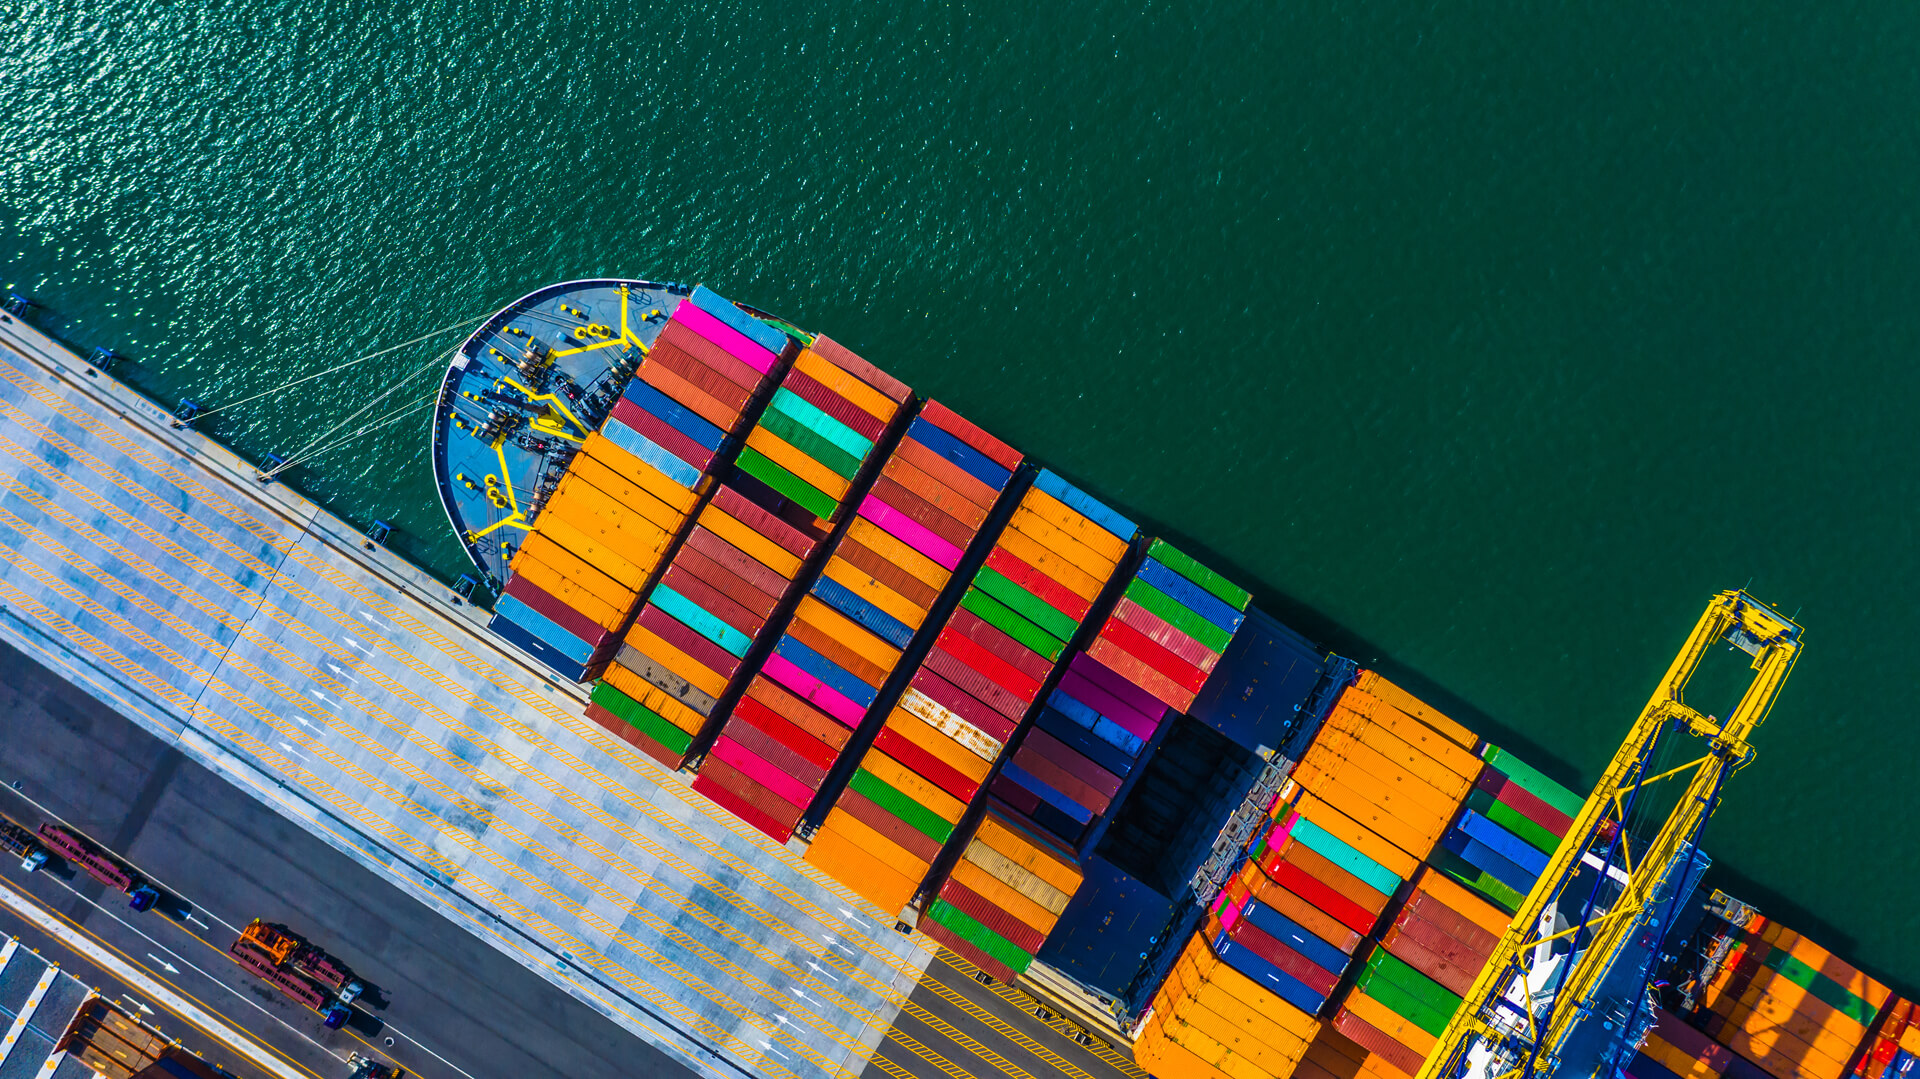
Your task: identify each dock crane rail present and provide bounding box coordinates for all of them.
[1414,590,1802,1079]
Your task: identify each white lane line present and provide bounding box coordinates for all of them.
[383,1022,480,1079]
[0,875,315,1079]
[40,874,347,1065]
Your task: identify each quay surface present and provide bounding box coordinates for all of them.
[0,310,933,1079]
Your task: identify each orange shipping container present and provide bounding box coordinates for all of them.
[846,517,952,590]
[580,431,702,514]
[623,626,729,699]
[821,557,928,628]
[601,665,704,735]
[534,512,652,591]
[793,350,899,423]
[816,810,931,885]
[1411,868,1513,938]
[1342,989,1437,1055]
[1313,722,1476,802]
[1155,1013,1274,1079]
[747,426,853,501]
[1352,672,1478,749]
[794,596,902,671]
[948,859,1056,931]
[1161,988,1308,1075]
[1021,487,1131,563]
[865,753,966,823]
[509,553,626,631]
[701,506,805,578]
[1134,1018,1235,1079]
[976,816,1084,895]
[805,826,920,915]
[1295,749,1459,834]
[1296,768,1445,862]
[556,461,684,534]
[885,710,993,783]
[1008,504,1120,577]
[992,526,1108,601]
[1292,792,1420,881]
[1328,698,1482,782]
[543,489,671,574]
[513,533,636,610]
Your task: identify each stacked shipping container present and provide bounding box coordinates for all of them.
[492,285,790,682]
[1633,1008,1773,1079]
[1296,1025,1409,1079]
[688,338,912,837]
[1434,744,1582,913]
[918,808,1085,983]
[1087,539,1252,714]
[1134,933,1320,1079]
[1851,1000,1917,1079]
[1698,917,1893,1079]
[798,404,1025,887]
[592,487,817,769]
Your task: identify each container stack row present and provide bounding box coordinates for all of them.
[1029,540,1252,851]
[917,808,1085,983]
[1433,744,1583,914]
[491,285,791,683]
[1632,1009,1769,1079]
[688,339,912,834]
[809,472,1134,915]
[1133,932,1320,1079]
[589,486,817,768]
[796,405,1025,876]
[1697,916,1892,1079]
[494,432,702,682]
[971,472,1139,842]
[1086,539,1252,714]
[1296,1025,1408,1079]
[1338,866,1506,1075]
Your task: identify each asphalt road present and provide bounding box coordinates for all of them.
[0,638,695,1079]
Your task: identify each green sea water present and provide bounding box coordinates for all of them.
[6,0,1919,989]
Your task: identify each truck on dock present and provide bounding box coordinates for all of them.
[229,919,365,1028]
[0,818,48,871]
[35,823,158,910]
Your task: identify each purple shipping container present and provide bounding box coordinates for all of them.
[909,668,1019,742]
[1022,728,1123,797]
[1056,668,1161,741]
[1069,652,1169,720]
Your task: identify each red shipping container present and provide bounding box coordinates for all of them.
[1226,918,1340,997]
[1331,1009,1426,1077]
[939,877,1047,954]
[504,573,611,650]
[610,396,714,472]
[636,358,741,433]
[746,677,852,752]
[871,476,975,550]
[730,696,839,772]
[1476,768,1574,837]
[643,337,754,411]
[1279,840,1392,916]
[720,719,828,790]
[872,726,980,803]
[834,536,940,609]
[1012,745,1111,815]
[920,919,1020,984]
[585,703,684,769]
[1399,891,1499,957]
[673,547,780,620]
[946,612,1053,682]
[638,605,743,679]
[781,368,885,440]
[990,775,1045,821]
[837,788,943,864]
[657,320,764,394]
[909,669,1019,742]
[918,399,1023,472]
[923,648,1031,720]
[1263,859,1379,935]
[693,761,803,841]
[1109,597,1220,671]
[809,334,911,404]
[1097,618,1210,693]
[1088,637,1195,712]
[1021,728,1123,797]
[684,527,793,598]
[661,565,763,638]
[893,437,1000,510]
[1383,919,1481,998]
[934,631,1043,700]
[881,456,989,530]
[712,484,819,559]
[984,546,1093,622]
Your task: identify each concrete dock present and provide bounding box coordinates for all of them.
[0,310,933,1079]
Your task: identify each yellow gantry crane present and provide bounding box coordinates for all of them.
[1416,590,1802,1079]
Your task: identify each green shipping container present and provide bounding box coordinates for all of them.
[755,407,864,480]
[973,566,1081,642]
[1123,577,1234,654]
[1146,539,1251,611]
[1763,949,1878,1026]
[590,680,695,755]
[737,446,840,520]
[769,387,874,460]
[925,899,1034,973]
[959,586,1067,661]
[1482,746,1584,818]
[1431,848,1524,914]
[847,767,954,845]
[1469,788,1563,855]
[1356,958,1454,1038]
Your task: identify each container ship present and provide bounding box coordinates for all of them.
[433,280,1901,1079]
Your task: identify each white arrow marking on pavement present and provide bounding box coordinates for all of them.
[146,953,179,974]
[118,994,154,1015]
[0,877,311,1079]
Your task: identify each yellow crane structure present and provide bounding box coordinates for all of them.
[1415,590,1802,1079]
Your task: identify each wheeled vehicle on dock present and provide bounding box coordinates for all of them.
[0,818,48,871]
[35,823,158,909]
[229,919,366,1028]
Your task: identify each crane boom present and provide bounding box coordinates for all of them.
[1415,590,1802,1079]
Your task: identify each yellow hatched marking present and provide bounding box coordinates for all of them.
[909,973,1101,1079]
[934,953,1143,1079]
[0,359,933,990]
[885,1030,982,1079]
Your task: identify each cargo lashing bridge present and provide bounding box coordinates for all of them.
[0,310,934,1079]
[1416,590,1802,1079]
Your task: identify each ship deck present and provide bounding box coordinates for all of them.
[0,311,932,1079]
